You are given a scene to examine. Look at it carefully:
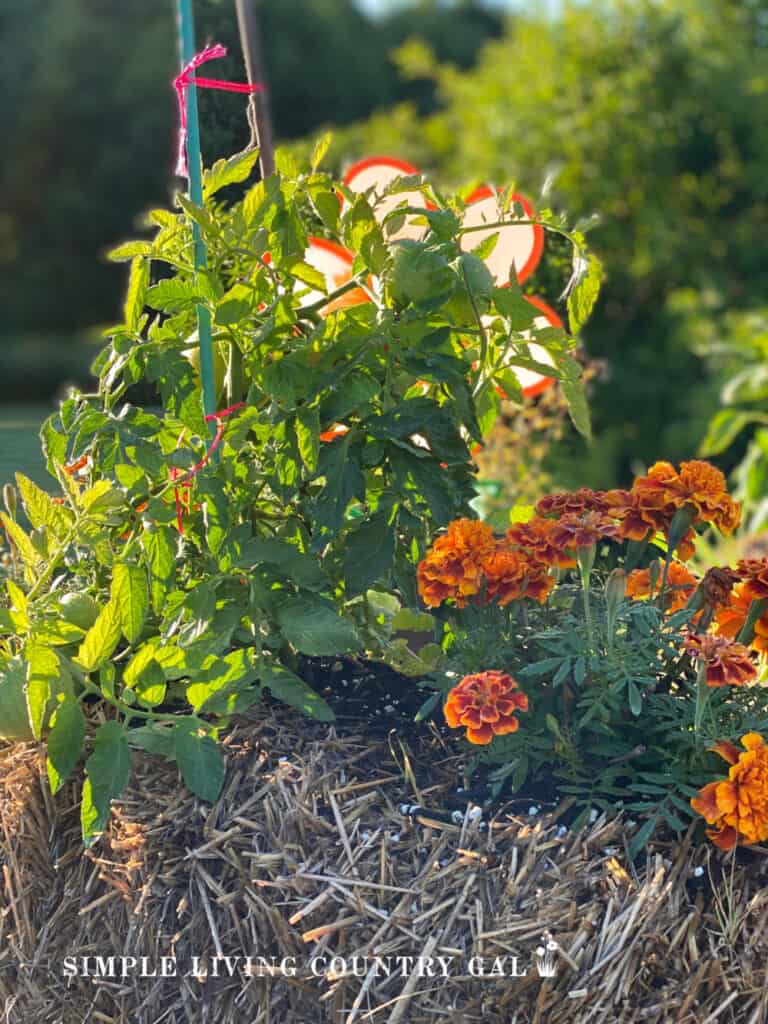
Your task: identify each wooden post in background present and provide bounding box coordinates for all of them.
[234,0,275,177]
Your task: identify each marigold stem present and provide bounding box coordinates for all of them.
[693,659,709,745]
[577,543,596,647]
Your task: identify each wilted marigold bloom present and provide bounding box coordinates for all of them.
[535,488,608,519]
[715,581,768,657]
[417,519,497,608]
[691,732,768,850]
[736,559,768,602]
[482,546,554,606]
[699,566,742,610]
[547,511,621,551]
[444,670,528,745]
[506,516,576,570]
[684,634,757,688]
[626,562,699,614]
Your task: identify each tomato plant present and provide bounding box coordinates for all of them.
[0,144,599,843]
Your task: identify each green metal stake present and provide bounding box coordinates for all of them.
[176,0,218,436]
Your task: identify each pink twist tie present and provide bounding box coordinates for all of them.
[174,43,264,177]
[170,402,246,534]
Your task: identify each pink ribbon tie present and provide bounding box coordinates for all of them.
[170,402,246,534]
[174,43,264,177]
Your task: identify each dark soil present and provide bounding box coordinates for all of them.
[297,654,564,821]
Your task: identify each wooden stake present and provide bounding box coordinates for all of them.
[235,0,275,177]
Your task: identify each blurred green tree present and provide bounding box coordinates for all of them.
[316,0,768,486]
[0,0,501,352]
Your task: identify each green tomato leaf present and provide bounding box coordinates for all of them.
[203,149,260,200]
[15,473,73,538]
[343,195,387,274]
[275,596,362,656]
[76,599,122,673]
[295,406,320,472]
[107,240,153,263]
[186,648,260,713]
[174,722,225,802]
[125,257,149,332]
[0,658,34,741]
[81,721,131,845]
[343,512,396,596]
[0,514,42,585]
[26,643,60,739]
[556,353,592,440]
[567,251,603,334]
[112,563,149,644]
[310,131,333,171]
[141,527,176,614]
[127,723,176,760]
[47,695,86,794]
[258,661,335,721]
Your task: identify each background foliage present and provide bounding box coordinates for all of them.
[4,0,767,496]
[0,0,500,347]
[317,0,768,487]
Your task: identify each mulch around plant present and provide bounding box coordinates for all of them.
[2,701,768,1024]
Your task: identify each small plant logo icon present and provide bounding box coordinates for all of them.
[535,937,558,979]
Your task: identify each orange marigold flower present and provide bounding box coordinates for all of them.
[676,460,741,534]
[715,581,768,657]
[535,488,608,519]
[417,519,497,608]
[625,562,699,614]
[691,732,768,850]
[481,546,554,607]
[547,511,621,551]
[684,634,757,688]
[603,460,739,560]
[444,670,528,745]
[604,487,698,560]
[633,460,741,535]
[736,558,768,602]
[506,516,576,570]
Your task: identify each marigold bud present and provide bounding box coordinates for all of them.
[605,568,626,616]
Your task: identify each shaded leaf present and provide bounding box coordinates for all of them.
[174,723,225,802]
[258,661,335,721]
[81,721,131,844]
[275,596,361,656]
[47,695,86,793]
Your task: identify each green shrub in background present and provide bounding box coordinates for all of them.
[694,304,768,534]
[306,0,768,488]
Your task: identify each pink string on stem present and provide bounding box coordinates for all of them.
[174,43,264,177]
[170,402,246,533]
